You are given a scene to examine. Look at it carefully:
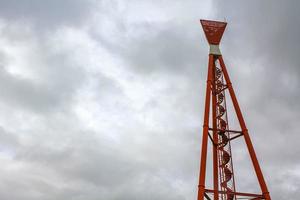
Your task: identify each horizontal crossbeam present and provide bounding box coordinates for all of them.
[205,189,264,198]
[208,128,243,134]
[207,128,244,146]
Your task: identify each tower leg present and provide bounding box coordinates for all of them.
[211,57,219,200]
[197,55,214,200]
[218,56,271,200]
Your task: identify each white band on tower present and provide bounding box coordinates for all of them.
[209,44,221,55]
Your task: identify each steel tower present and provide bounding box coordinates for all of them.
[197,19,271,200]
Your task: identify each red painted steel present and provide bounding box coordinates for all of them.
[212,60,219,200]
[197,54,214,200]
[197,19,271,200]
[200,20,227,45]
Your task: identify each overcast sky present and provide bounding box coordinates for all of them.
[0,0,298,199]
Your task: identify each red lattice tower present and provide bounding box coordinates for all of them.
[197,19,271,200]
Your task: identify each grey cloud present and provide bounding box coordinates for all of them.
[212,0,300,198]
[0,0,96,28]
[0,58,86,113]
[0,22,89,113]
[0,0,297,200]
[121,23,204,75]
